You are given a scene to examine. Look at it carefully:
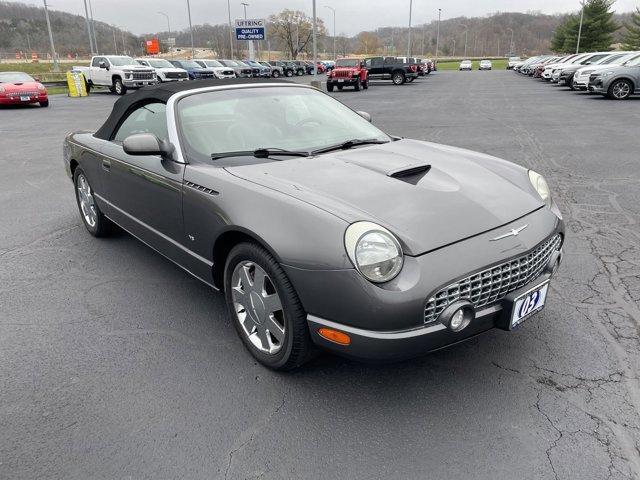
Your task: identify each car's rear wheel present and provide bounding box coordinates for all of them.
[40,100,49,107]
[224,242,313,370]
[362,79,369,90]
[407,76,415,82]
[607,79,633,100]
[327,83,334,92]
[272,70,280,78]
[74,168,111,237]
[285,70,293,77]
[354,79,361,91]
[392,72,405,85]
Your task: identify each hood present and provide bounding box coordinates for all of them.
[212,66,234,74]
[123,65,154,71]
[156,67,186,73]
[0,81,44,93]
[226,139,543,255]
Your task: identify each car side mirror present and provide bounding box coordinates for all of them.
[357,111,372,122]
[99,61,108,70]
[123,133,175,160]
[34,76,41,82]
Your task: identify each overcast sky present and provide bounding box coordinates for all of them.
[52,0,639,35]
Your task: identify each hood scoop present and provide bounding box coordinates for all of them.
[388,164,431,184]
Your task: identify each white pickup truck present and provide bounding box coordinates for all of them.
[74,55,157,95]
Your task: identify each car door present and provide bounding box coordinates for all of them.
[99,102,188,264]
[91,56,106,84]
[367,57,384,79]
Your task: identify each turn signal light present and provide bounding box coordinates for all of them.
[318,328,351,346]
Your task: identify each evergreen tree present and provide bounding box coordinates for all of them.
[551,0,619,53]
[622,8,640,49]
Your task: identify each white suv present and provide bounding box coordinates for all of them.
[136,58,188,82]
[573,52,640,90]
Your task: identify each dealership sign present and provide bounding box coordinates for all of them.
[235,19,266,41]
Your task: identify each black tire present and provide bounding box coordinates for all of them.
[296,69,304,76]
[354,79,361,91]
[224,242,313,370]
[272,70,280,78]
[113,77,127,95]
[40,100,49,107]
[108,86,116,93]
[392,72,405,85]
[407,76,415,83]
[607,79,633,100]
[362,79,369,90]
[338,85,343,91]
[285,69,294,77]
[85,81,92,93]
[327,83,334,92]
[567,75,576,90]
[73,168,111,237]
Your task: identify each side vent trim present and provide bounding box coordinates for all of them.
[388,164,431,178]
[184,181,219,196]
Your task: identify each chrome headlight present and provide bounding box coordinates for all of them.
[601,71,615,77]
[345,222,403,283]
[528,170,552,207]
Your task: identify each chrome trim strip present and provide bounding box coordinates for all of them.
[95,193,213,267]
[307,304,502,340]
[165,83,313,164]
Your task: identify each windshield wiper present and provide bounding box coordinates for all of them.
[211,148,310,160]
[311,138,390,155]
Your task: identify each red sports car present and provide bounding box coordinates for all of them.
[0,71,49,107]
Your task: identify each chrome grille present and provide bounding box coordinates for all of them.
[423,234,562,324]
[132,72,154,80]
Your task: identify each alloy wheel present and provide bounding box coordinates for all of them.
[612,81,631,99]
[231,261,285,355]
[76,173,97,228]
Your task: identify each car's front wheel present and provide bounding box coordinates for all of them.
[74,168,111,237]
[113,77,127,95]
[40,100,49,107]
[392,72,405,85]
[272,70,280,78]
[607,79,633,100]
[224,242,312,370]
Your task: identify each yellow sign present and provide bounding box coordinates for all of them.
[66,71,88,97]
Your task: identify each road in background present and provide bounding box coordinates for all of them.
[1,71,639,479]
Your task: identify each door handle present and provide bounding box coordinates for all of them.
[102,159,111,171]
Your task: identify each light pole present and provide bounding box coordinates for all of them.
[506,27,514,55]
[82,0,94,55]
[42,0,59,71]
[452,38,456,57]
[158,11,171,34]
[186,0,195,58]
[459,23,468,58]
[435,8,441,67]
[227,0,235,58]
[576,0,586,54]
[241,2,254,60]
[88,0,97,54]
[407,0,413,58]
[324,6,336,61]
[312,0,318,80]
[112,26,117,54]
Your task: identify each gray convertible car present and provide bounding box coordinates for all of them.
[63,79,564,370]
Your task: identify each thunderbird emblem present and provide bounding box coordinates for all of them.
[490,224,528,241]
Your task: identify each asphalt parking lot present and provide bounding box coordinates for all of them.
[2,70,640,479]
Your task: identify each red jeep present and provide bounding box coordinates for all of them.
[326,58,369,92]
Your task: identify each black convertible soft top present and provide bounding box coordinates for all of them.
[94,78,294,140]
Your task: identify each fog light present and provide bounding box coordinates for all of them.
[438,300,475,332]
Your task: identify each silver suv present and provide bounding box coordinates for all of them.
[588,55,640,100]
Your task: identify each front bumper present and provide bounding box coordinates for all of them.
[328,77,359,86]
[123,79,157,88]
[307,275,554,361]
[0,93,47,105]
[286,206,564,361]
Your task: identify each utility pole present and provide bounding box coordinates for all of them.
[324,6,336,61]
[158,11,171,56]
[186,0,195,58]
[459,23,468,57]
[227,0,235,58]
[42,0,59,71]
[312,0,318,80]
[241,3,254,60]
[452,38,456,57]
[576,0,585,54]
[88,0,97,54]
[507,27,514,55]
[435,8,441,67]
[121,30,126,55]
[112,26,117,54]
[82,0,94,55]
[407,0,413,58]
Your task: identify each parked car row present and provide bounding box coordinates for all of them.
[326,56,426,91]
[513,51,640,100]
[457,59,493,71]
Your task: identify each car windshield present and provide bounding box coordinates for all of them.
[180,60,201,68]
[236,61,250,67]
[0,72,34,83]
[336,59,359,67]
[108,56,137,66]
[177,86,390,163]
[202,60,223,67]
[222,60,239,66]
[145,59,174,68]
[597,54,625,65]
